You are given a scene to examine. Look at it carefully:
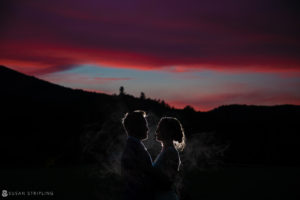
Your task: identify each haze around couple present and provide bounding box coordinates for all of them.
[121,110,186,200]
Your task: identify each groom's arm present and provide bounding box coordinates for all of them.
[141,152,172,191]
[146,165,173,191]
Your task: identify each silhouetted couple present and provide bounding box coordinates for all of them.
[121,110,185,200]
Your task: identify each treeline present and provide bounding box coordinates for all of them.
[1,65,300,167]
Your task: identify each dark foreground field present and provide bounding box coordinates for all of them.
[1,165,299,200]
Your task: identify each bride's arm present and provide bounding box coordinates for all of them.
[160,150,180,181]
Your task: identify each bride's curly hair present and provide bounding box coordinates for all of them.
[157,117,186,151]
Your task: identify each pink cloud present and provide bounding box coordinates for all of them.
[0,0,299,75]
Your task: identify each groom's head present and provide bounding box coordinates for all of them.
[122,110,149,140]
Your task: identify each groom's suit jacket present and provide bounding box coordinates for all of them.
[121,136,154,200]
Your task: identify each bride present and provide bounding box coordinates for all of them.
[153,117,186,200]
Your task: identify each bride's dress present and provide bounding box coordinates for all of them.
[153,146,181,200]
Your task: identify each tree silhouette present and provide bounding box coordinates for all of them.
[140,92,146,100]
[183,105,195,112]
[119,86,124,95]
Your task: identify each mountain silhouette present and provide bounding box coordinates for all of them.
[1,65,300,167]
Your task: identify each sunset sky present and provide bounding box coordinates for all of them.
[1,0,299,111]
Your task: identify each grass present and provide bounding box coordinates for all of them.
[0,165,299,200]
[185,165,300,200]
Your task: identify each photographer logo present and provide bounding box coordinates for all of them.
[2,190,8,198]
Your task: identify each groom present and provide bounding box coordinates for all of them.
[121,110,154,200]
